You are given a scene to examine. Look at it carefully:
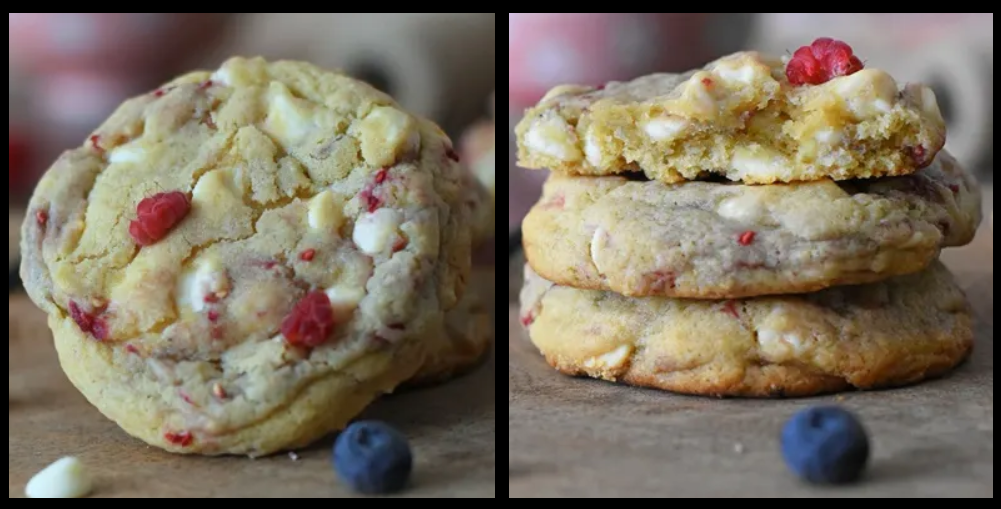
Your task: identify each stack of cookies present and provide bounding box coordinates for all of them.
[516,40,983,398]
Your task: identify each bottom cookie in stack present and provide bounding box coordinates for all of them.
[519,263,973,398]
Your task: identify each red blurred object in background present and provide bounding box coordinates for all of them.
[508,13,714,107]
[9,132,30,190]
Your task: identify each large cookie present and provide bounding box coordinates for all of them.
[20,57,472,457]
[515,49,946,185]
[519,264,973,398]
[523,152,981,299]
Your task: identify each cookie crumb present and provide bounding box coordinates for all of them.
[25,457,93,499]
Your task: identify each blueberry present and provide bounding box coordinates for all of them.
[781,406,870,485]
[333,421,413,495]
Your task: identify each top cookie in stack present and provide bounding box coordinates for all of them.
[516,40,945,185]
[515,40,983,398]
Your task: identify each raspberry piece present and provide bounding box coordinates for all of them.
[164,431,194,447]
[445,145,461,163]
[281,291,337,348]
[125,344,140,355]
[647,271,677,292]
[701,77,714,87]
[36,210,48,227]
[739,231,756,246]
[129,192,191,246]
[69,301,108,340]
[300,249,317,262]
[786,38,865,86]
[374,169,389,185]
[360,191,382,213]
[207,310,221,323]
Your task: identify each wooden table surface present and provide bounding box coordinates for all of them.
[8,301,497,498]
[509,188,993,498]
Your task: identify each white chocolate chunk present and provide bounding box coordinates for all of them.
[353,209,403,256]
[325,285,367,316]
[25,457,93,499]
[583,345,633,371]
[354,106,419,167]
[193,168,243,203]
[589,227,609,273]
[643,117,689,142]
[524,116,582,162]
[108,141,146,165]
[830,69,899,120]
[266,82,316,145]
[730,147,788,179]
[718,193,767,223]
[308,190,345,234]
[714,63,757,85]
[584,132,603,167]
[177,257,229,313]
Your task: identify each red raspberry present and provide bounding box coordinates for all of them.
[164,431,194,447]
[738,231,757,246]
[69,301,109,340]
[300,249,317,262]
[129,192,191,246]
[374,169,389,184]
[786,38,864,86]
[281,291,337,348]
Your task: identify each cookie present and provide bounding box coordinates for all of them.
[515,48,946,184]
[20,57,472,457]
[409,269,495,386]
[524,152,981,299]
[519,264,973,398]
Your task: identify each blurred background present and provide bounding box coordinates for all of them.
[508,13,993,235]
[8,13,496,205]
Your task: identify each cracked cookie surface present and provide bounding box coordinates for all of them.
[515,51,946,184]
[523,152,981,299]
[20,57,471,457]
[519,264,973,398]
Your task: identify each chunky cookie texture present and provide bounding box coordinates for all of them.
[523,152,981,299]
[520,263,973,398]
[20,57,472,457]
[515,47,946,184]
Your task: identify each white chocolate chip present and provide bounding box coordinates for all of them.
[353,209,403,256]
[584,131,603,167]
[325,285,367,317]
[354,106,419,167]
[643,117,689,142]
[730,147,789,180]
[590,227,609,273]
[266,82,316,145]
[211,66,234,87]
[108,141,146,165]
[583,345,633,372]
[25,457,93,499]
[177,257,229,313]
[308,190,345,234]
[524,116,582,162]
[830,69,899,120]
[904,84,945,124]
[193,168,243,203]
[718,193,767,223]
[714,63,757,86]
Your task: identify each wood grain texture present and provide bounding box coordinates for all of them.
[510,197,993,498]
[8,302,497,498]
